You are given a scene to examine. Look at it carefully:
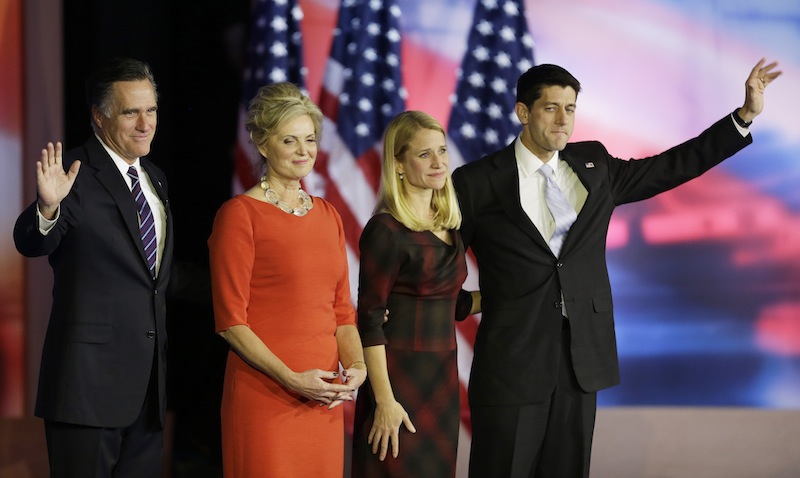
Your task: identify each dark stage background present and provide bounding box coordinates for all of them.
[62,1,248,474]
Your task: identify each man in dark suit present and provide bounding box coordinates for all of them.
[452,59,781,477]
[14,58,173,477]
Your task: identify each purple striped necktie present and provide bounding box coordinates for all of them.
[127,166,157,278]
[538,163,577,257]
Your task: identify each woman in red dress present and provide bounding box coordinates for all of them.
[352,111,481,477]
[209,82,366,478]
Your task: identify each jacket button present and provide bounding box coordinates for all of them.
[556,262,564,268]
[146,330,156,339]
[554,301,563,309]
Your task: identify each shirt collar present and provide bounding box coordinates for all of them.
[514,135,562,179]
[95,133,142,177]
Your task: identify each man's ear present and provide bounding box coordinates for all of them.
[514,102,529,125]
[91,106,104,130]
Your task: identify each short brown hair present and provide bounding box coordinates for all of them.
[516,64,581,108]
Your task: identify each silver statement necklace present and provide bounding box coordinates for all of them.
[260,176,313,217]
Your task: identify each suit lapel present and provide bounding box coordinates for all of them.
[488,145,550,250]
[559,150,597,255]
[86,138,143,244]
[142,159,168,204]
[562,152,594,198]
[86,137,155,276]
[142,159,173,284]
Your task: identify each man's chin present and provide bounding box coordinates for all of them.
[135,147,152,157]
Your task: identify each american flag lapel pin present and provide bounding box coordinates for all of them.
[585,162,595,168]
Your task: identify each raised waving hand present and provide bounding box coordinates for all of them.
[36,141,81,219]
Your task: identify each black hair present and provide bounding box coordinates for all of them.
[85,58,158,116]
[516,64,581,107]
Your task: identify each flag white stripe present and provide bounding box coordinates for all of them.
[320,117,378,227]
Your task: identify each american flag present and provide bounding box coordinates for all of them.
[447,0,535,169]
[307,0,406,259]
[234,0,307,192]
[234,0,534,468]
[447,0,535,435]
[306,0,406,458]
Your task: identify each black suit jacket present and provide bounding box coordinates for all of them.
[452,115,751,407]
[14,136,174,428]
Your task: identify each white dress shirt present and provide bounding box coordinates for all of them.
[515,136,587,318]
[515,136,587,242]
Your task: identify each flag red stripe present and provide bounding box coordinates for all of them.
[314,150,365,255]
[456,315,480,347]
[318,87,340,125]
[355,149,381,193]
[459,380,472,434]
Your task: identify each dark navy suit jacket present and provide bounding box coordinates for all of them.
[14,135,173,427]
[452,115,751,407]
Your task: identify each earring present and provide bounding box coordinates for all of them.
[399,172,404,180]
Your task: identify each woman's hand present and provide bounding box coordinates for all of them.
[285,369,355,406]
[326,362,367,409]
[368,399,417,460]
[342,362,367,390]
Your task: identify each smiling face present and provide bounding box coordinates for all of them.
[396,127,449,194]
[515,84,577,162]
[258,114,318,183]
[92,80,158,164]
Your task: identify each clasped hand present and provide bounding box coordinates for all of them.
[288,366,365,410]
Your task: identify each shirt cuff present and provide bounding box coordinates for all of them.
[37,203,60,235]
[731,112,751,137]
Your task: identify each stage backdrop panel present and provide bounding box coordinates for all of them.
[0,0,25,419]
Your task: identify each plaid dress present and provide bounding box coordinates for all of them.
[352,214,472,478]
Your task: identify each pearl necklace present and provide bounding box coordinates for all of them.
[260,176,313,217]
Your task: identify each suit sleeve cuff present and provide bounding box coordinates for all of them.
[731,110,751,137]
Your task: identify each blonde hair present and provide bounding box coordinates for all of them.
[246,82,323,154]
[376,111,462,231]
